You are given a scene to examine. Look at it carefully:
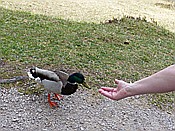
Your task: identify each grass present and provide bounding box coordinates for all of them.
[155,2,175,10]
[0,7,174,111]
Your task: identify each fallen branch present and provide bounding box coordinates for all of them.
[0,76,29,84]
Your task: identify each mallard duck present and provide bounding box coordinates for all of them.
[27,67,90,107]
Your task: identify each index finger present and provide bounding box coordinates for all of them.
[98,89,115,100]
[100,87,116,92]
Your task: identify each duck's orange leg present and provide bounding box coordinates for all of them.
[54,93,63,100]
[48,93,58,107]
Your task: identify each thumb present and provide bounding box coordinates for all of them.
[114,79,120,84]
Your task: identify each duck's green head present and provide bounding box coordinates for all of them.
[67,73,90,89]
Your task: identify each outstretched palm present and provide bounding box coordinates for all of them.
[99,79,131,100]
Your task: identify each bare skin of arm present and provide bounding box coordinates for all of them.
[99,65,175,100]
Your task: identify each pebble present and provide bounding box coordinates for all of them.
[37,108,43,113]
[80,127,85,130]
[12,118,19,122]
[172,126,175,130]
[31,120,35,124]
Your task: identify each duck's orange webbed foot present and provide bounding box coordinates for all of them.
[54,93,63,101]
[48,93,58,108]
[49,101,58,108]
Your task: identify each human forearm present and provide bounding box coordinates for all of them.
[128,65,175,96]
[99,65,175,101]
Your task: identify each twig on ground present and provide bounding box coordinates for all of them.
[0,76,29,84]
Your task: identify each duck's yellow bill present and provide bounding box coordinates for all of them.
[82,82,90,89]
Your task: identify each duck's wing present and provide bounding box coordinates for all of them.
[55,71,69,86]
[35,67,60,82]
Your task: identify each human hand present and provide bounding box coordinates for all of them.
[98,79,132,100]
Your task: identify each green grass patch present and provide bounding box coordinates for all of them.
[0,7,174,111]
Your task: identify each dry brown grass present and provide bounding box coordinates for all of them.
[0,0,175,33]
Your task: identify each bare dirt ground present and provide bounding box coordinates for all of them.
[0,0,175,33]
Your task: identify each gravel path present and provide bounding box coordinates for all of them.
[0,87,175,131]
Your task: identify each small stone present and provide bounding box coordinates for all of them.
[32,97,36,101]
[18,92,24,95]
[80,121,84,124]
[38,116,42,120]
[124,40,130,45]
[37,108,43,113]
[18,114,22,118]
[134,119,138,122]
[172,126,175,130]
[80,127,85,130]
[2,124,6,128]
[31,120,35,124]
[12,118,19,122]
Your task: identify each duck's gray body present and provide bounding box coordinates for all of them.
[41,79,62,94]
[28,67,69,94]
